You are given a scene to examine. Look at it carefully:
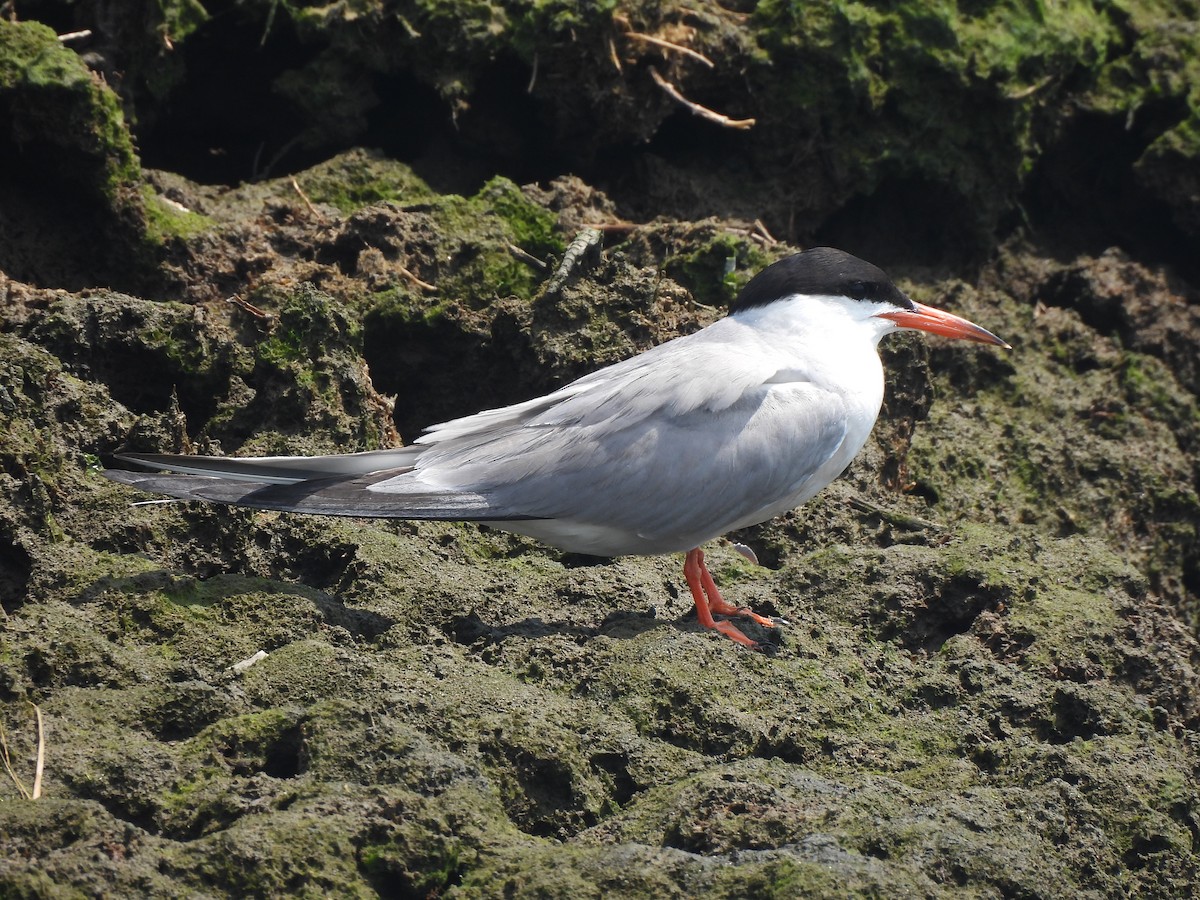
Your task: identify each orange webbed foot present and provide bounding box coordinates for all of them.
[682,547,783,651]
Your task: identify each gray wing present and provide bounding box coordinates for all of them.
[395,375,848,544]
[377,321,852,542]
[102,466,539,519]
[105,317,850,536]
[109,448,422,483]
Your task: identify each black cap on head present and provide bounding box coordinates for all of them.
[730,247,914,313]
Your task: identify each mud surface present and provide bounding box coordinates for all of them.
[2,3,1199,897]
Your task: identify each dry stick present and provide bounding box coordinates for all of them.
[31,704,43,800]
[507,243,549,272]
[608,36,623,73]
[158,195,193,215]
[649,67,755,130]
[398,264,437,293]
[527,52,539,93]
[753,219,778,245]
[0,720,30,800]
[847,496,943,532]
[290,177,325,221]
[1006,75,1054,100]
[624,32,714,68]
[226,295,273,319]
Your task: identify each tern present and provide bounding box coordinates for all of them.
[105,247,1008,649]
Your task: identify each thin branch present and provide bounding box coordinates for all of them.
[31,705,43,800]
[232,650,269,673]
[753,219,777,246]
[847,496,943,532]
[0,716,30,800]
[507,243,549,272]
[398,264,437,293]
[157,195,192,215]
[608,36,623,73]
[1006,75,1054,100]
[226,295,274,319]
[57,29,92,43]
[527,52,539,93]
[1,732,28,799]
[624,32,714,68]
[290,177,326,221]
[649,67,755,130]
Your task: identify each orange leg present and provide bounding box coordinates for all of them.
[682,547,779,648]
[696,557,780,628]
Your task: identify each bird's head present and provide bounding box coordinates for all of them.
[731,247,1010,349]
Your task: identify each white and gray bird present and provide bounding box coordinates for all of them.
[105,247,1008,649]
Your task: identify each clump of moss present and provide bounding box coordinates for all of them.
[0,20,141,198]
[141,186,217,244]
[0,19,175,290]
[296,149,437,213]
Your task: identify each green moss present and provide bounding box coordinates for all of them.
[175,709,304,785]
[426,181,563,303]
[0,19,141,199]
[161,0,209,43]
[750,0,1123,232]
[475,176,560,258]
[666,232,773,308]
[296,149,436,213]
[256,285,362,368]
[1119,352,1200,433]
[358,837,465,897]
[141,186,217,243]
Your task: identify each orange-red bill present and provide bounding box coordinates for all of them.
[878,302,1010,348]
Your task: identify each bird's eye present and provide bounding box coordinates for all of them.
[846,281,873,300]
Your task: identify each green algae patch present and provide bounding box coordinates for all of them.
[141,186,217,244]
[475,176,560,260]
[295,149,437,213]
[748,0,1120,234]
[0,19,140,198]
[0,19,154,289]
[427,176,564,304]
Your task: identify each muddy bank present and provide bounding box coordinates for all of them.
[2,3,1200,897]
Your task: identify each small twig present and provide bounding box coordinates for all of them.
[31,705,43,800]
[57,29,92,43]
[232,650,268,673]
[290,177,325,221]
[0,705,42,800]
[527,52,538,93]
[753,219,777,246]
[649,67,755,129]
[254,134,303,182]
[608,36,623,73]
[157,195,192,215]
[624,32,714,68]
[398,15,421,38]
[1006,75,1054,100]
[507,243,549,272]
[226,295,273,319]
[398,264,437,293]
